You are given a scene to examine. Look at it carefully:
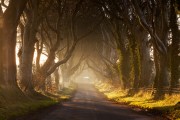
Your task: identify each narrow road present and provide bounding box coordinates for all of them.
[17,83,166,120]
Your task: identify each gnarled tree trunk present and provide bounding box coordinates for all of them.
[19,19,37,93]
[169,0,180,91]
[0,0,27,87]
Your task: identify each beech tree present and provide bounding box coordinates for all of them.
[0,0,179,101]
[18,0,53,95]
[0,0,28,93]
[93,0,179,98]
[169,0,180,91]
[130,0,170,98]
[33,0,81,91]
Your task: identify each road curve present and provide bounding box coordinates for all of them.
[17,83,166,120]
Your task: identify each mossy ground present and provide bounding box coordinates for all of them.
[0,84,76,120]
[95,81,180,120]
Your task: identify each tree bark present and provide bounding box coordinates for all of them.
[0,0,27,87]
[130,37,140,91]
[139,32,153,87]
[118,50,131,89]
[54,68,60,92]
[0,8,3,83]
[19,0,49,94]
[170,0,180,90]
[19,13,38,93]
[130,0,169,98]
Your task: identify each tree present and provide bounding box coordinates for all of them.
[0,0,28,92]
[33,0,97,91]
[19,0,53,95]
[169,0,180,91]
[130,0,170,98]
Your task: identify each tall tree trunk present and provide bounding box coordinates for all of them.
[54,68,60,92]
[0,12,3,83]
[139,32,153,87]
[170,0,180,90]
[130,38,140,91]
[118,50,131,89]
[0,0,27,87]
[158,55,169,92]
[19,0,42,94]
[132,0,169,98]
[154,1,169,98]
[2,26,17,87]
[19,40,35,92]
[153,40,169,99]
[19,17,37,93]
[152,49,159,92]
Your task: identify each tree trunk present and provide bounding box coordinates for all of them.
[152,49,159,92]
[130,39,140,91]
[153,48,169,99]
[19,1,42,94]
[154,55,168,98]
[19,18,37,93]
[54,68,60,92]
[46,75,52,92]
[19,42,35,92]
[0,0,27,88]
[170,0,180,90]
[154,1,169,98]
[118,50,131,89]
[2,26,17,87]
[139,32,153,87]
[0,15,3,83]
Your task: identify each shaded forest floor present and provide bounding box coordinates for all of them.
[0,85,76,120]
[95,81,180,120]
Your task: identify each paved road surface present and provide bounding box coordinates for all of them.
[17,83,167,120]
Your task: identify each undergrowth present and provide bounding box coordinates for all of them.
[95,81,180,120]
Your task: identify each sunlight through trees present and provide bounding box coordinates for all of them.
[0,0,179,119]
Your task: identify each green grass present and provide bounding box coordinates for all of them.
[0,84,76,120]
[0,99,57,120]
[95,81,180,120]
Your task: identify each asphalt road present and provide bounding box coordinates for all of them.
[17,83,167,120]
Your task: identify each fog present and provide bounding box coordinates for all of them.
[75,69,97,84]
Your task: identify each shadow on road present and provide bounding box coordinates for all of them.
[15,83,167,120]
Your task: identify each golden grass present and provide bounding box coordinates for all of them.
[95,81,180,120]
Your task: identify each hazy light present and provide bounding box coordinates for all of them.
[16,43,20,65]
[16,42,48,65]
[33,51,48,65]
[83,76,89,79]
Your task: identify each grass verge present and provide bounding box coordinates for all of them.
[44,84,76,101]
[95,81,180,120]
[0,84,76,120]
